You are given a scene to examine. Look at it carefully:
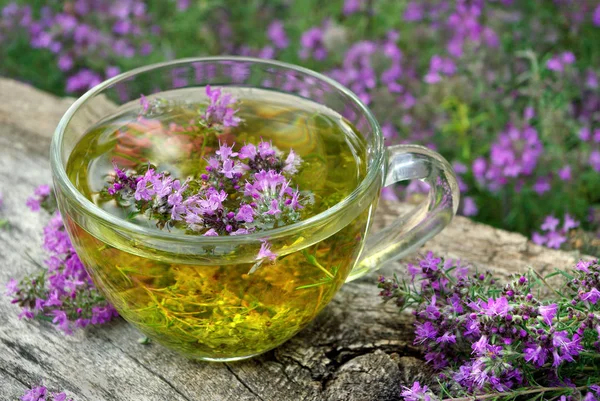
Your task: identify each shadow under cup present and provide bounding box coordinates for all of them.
[50,58,386,361]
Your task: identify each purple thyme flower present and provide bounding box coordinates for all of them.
[106,137,309,260]
[532,214,579,249]
[140,94,150,113]
[235,204,254,223]
[66,69,102,93]
[403,1,424,21]
[401,381,438,401]
[343,0,363,15]
[239,143,257,160]
[424,55,456,84]
[415,321,438,345]
[257,240,277,261]
[558,165,572,181]
[479,297,510,317]
[203,228,218,236]
[477,124,543,191]
[546,231,567,248]
[533,177,551,194]
[134,169,161,201]
[471,335,490,356]
[283,150,302,174]
[594,4,600,26]
[267,20,289,49]
[21,386,47,401]
[420,251,442,272]
[258,140,276,158]
[436,332,457,344]
[547,52,576,73]
[539,303,558,325]
[589,150,600,172]
[8,209,117,334]
[381,187,399,201]
[26,184,52,211]
[216,142,238,159]
[382,123,398,142]
[299,24,327,61]
[524,344,548,367]
[462,197,478,217]
[576,259,594,273]
[20,385,71,401]
[541,216,560,231]
[580,288,600,304]
[552,331,583,367]
[203,85,241,128]
[5,278,18,296]
[563,214,579,231]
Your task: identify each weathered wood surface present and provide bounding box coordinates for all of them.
[0,78,588,401]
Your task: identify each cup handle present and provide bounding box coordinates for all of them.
[346,144,460,282]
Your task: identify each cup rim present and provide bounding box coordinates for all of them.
[50,56,384,244]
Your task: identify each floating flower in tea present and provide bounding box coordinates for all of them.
[105,139,310,259]
[104,89,312,261]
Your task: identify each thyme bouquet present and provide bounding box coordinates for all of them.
[380,253,600,401]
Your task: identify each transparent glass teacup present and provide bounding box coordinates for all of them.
[50,57,459,361]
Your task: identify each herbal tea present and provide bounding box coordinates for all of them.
[65,87,372,359]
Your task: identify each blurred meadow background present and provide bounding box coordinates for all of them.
[1,0,600,253]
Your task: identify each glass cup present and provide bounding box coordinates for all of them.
[50,57,459,361]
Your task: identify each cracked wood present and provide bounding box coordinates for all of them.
[0,78,588,401]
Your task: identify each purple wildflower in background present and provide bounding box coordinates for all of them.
[0,1,158,93]
[105,65,120,78]
[445,1,499,57]
[547,52,576,72]
[533,176,551,194]
[343,0,364,15]
[177,0,191,11]
[474,124,543,191]
[532,214,579,249]
[299,25,327,61]
[381,187,400,202]
[403,1,424,22]
[580,126,593,142]
[452,162,479,217]
[462,197,478,216]
[586,69,599,89]
[326,33,403,105]
[267,20,289,49]
[524,106,535,121]
[65,69,102,93]
[589,150,600,172]
[558,165,572,181]
[424,55,456,84]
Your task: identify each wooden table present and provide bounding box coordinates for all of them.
[0,78,585,401]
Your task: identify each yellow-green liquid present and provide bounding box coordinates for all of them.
[65,88,372,360]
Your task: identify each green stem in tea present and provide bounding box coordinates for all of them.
[302,250,334,279]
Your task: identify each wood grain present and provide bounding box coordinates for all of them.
[0,78,587,401]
